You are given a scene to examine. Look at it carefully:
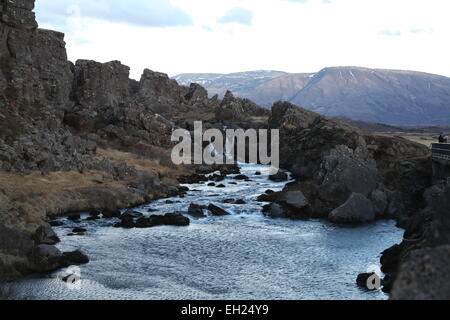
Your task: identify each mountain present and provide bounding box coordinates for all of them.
[174,67,450,126]
[173,70,300,106]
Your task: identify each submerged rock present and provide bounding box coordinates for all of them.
[72,227,87,233]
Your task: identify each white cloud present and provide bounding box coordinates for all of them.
[218,8,253,26]
[36,0,450,79]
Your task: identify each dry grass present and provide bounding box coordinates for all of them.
[97,147,193,185]
[0,146,192,232]
[399,135,436,148]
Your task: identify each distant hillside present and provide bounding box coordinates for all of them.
[173,70,289,102]
[174,67,450,126]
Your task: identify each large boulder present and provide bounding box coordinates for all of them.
[283,191,309,210]
[32,244,64,273]
[319,145,378,206]
[329,193,376,224]
[33,226,60,245]
[207,204,231,216]
[62,250,90,265]
[188,203,206,218]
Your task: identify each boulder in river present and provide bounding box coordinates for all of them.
[62,250,90,265]
[102,207,121,219]
[49,220,64,227]
[222,199,247,205]
[356,272,380,291]
[133,213,191,228]
[67,214,81,221]
[121,210,143,220]
[269,171,289,182]
[188,203,206,218]
[283,191,309,210]
[162,212,190,226]
[329,193,376,224]
[208,204,231,216]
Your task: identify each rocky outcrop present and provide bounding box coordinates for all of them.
[380,181,450,299]
[268,101,430,224]
[215,90,269,122]
[0,222,88,281]
[318,145,378,205]
[390,246,450,300]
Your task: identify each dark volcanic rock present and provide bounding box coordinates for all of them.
[33,226,60,245]
[67,214,81,221]
[234,174,249,180]
[387,181,450,299]
[262,203,285,219]
[391,245,450,300]
[102,208,121,219]
[207,204,230,216]
[188,203,206,218]
[161,212,190,226]
[49,220,64,227]
[329,193,376,224]
[121,209,143,220]
[356,272,380,291]
[269,171,288,182]
[62,250,89,265]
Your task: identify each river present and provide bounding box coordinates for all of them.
[10,163,403,300]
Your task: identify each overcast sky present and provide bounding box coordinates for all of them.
[35,0,450,79]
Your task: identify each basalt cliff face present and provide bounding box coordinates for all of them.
[0,0,444,300]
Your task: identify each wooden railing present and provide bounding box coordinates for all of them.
[432,143,450,161]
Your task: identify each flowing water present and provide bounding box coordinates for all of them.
[10,164,403,300]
